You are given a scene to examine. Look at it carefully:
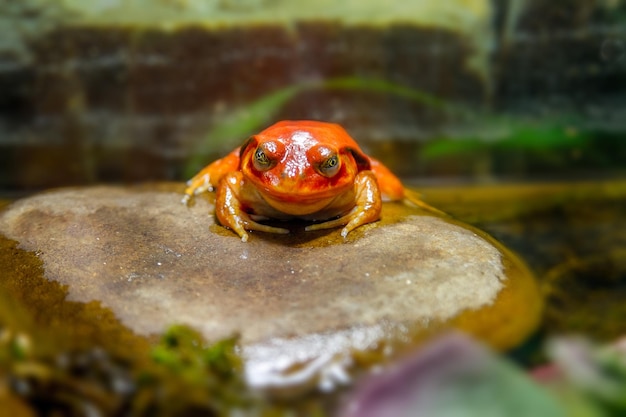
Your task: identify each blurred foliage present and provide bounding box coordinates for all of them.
[421,120,591,158]
[339,333,567,417]
[542,337,626,417]
[5,317,626,416]
[186,84,303,176]
[144,326,252,415]
[185,76,454,177]
[0,323,299,416]
[152,326,242,381]
[341,333,626,417]
[186,77,626,179]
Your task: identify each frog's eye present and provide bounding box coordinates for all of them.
[308,145,341,177]
[318,154,340,177]
[253,147,271,171]
[252,141,283,171]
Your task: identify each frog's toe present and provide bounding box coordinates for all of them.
[247,221,289,235]
[305,217,346,232]
[229,220,288,242]
[181,194,192,206]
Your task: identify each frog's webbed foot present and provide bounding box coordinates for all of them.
[305,170,382,238]
[216,173,289,242]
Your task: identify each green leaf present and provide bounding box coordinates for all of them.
[501,123,590,150]
[420,138,488,159]
[185,84,305,177]
[321,77,451,111]
[185,77,453,177]
[420,119,592,161]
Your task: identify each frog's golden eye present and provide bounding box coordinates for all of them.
[308,144,341,177]
[317,153,341,177]
[252,141,284,172]
[253,147,272,171]
[309,146,341,178]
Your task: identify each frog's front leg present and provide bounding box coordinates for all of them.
[305,170,382,238]
[182,148,241,205]
[216,172,289,242]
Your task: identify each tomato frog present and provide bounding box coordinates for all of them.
[183,120,415,242]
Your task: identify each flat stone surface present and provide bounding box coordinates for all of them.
[0,185,542,391]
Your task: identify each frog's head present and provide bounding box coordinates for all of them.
[239,120,371,213]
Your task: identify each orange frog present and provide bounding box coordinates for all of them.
[183,120,406,242]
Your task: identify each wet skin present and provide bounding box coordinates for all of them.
[183,120,405,242]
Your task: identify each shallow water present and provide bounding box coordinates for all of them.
[421,179,626,341]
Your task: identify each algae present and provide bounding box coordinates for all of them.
[0,236,270,415]
[0,236,152,359]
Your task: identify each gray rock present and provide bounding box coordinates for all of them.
[0,185,540,392]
